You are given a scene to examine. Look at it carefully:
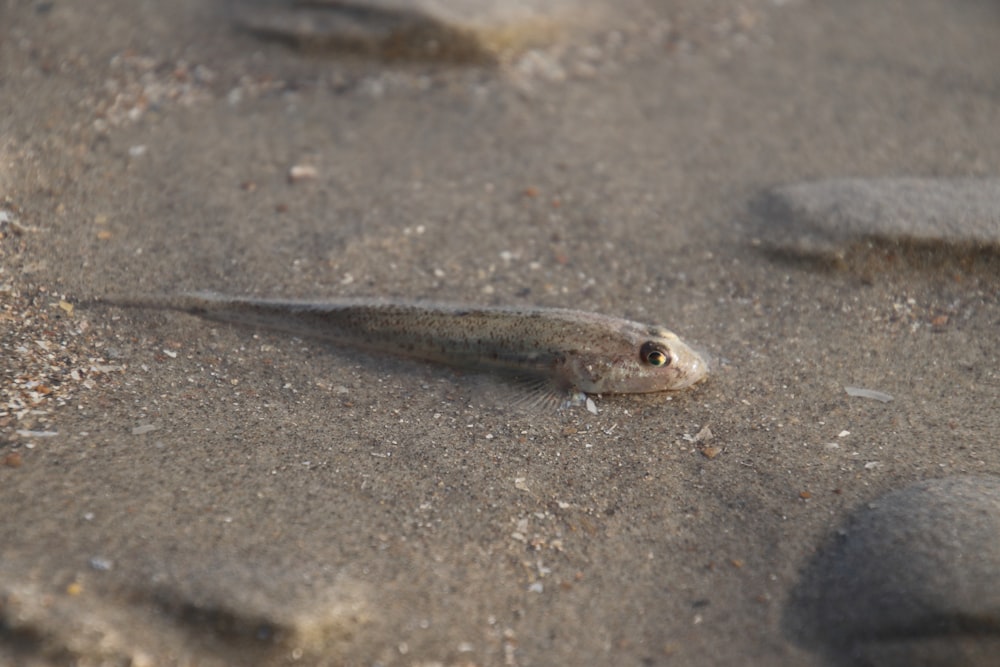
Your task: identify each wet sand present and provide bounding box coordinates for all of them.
[2,1,999,665]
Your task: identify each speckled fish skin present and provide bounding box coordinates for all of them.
[106,292,709,395]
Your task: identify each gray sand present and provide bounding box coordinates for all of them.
[2,1,999,665]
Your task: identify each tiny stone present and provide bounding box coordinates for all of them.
[288,164,319,182]
[89,556,114,571]
[700,445,721,460]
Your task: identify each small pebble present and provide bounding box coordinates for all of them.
[288,164,318,183]
[89,556,114,571]
[700,445,721,460]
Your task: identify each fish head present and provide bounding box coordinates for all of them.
[565,327,709,395]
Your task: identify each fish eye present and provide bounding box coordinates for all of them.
[640,341,672,367]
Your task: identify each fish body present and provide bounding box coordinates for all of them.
[102,292,708,395]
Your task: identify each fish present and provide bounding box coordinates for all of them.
[96,292,708,401]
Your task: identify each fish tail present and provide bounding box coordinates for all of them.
[81,291,228,314]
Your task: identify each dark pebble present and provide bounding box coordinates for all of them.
[785,475,1000,667]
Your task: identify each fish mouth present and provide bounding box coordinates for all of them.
[673,343,711,388]
[689,342,713,373]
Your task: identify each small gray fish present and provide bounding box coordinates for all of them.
[98,292,708,398]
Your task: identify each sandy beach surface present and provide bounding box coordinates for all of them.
[2,1,999,665]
